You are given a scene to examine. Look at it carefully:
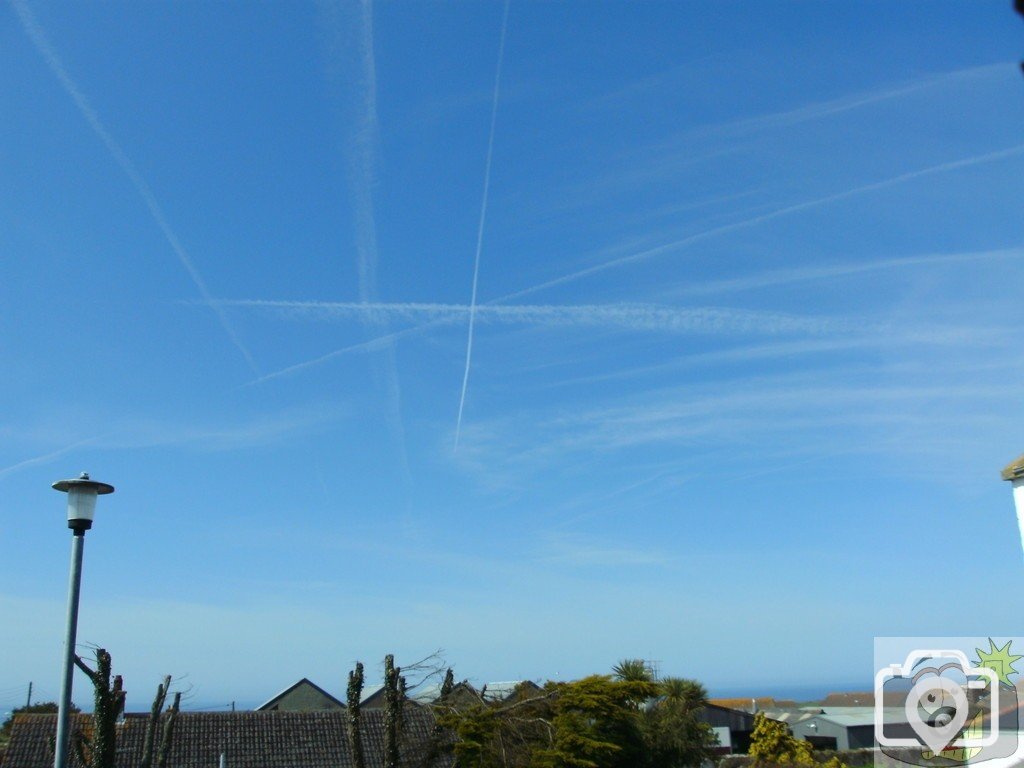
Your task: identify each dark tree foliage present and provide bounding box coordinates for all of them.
[73,650,179,768]
[439,669,455,701]
[346,662,366,768]
[139,676,181,768]
[611,659,654,684]
[434,681,557,768]
[535,676,659,768]
[641,678,718,768]
[384,654,402,768]
[73,649,125,768]
[1017,0,1024,74]
[438,669,716,768]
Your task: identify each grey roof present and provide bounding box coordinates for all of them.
[255,678,345,711]
[762,708,820,724]
[798,708,909,728]
[3,710,452,768]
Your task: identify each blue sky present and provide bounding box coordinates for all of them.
[2,0,1024,712]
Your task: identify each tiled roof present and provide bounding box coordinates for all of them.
[3,709,452,768]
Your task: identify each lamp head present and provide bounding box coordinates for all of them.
[52,472,115,531]
[1001,454,1024,483]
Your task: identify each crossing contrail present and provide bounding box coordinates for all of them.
[9,0,259,375]
[346,0,413,486]
[454,0,511,451]
[222,298,856,336]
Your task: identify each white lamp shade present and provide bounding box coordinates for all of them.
[1012,479,1024,560]
[66,486,98,524]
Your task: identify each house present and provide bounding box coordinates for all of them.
[789,708,909,751]
[697,703,760,754]
[708,697,797,713]
[255,678,345,712]
[2,709,452,768]
[821,692,875,707]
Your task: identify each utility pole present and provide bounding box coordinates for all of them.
[26,682,32,709]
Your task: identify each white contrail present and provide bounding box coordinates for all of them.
[222,298,855,336]
[454,0,511,451]
[233,242,1021,384]
[677,246,1024,296]
[502,143,1024,302]
[352,0,380,304]
[247,317,460,386]
[696,62,1009,139]
[0,436,101,480]
[9,0,259,375]
[347,0,413,486]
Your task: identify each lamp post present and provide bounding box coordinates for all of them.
[51,472,114,768]
[1001,454,1024,558]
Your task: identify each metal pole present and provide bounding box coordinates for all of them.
[54,530,86,768]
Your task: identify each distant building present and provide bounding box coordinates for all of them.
[821,691,875,707]
[255,678,344,712]
[789,708,909,751]
[708,697,798,713]
[697,703,761,754]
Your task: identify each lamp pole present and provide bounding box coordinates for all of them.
[1001,455,1024,558]
[51,472,114,768]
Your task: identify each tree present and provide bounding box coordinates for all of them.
[535,675,659,768]
[73,649,180,768]
[611,659,654,684]
[383,654,403,768]
[748,712,815,766]
[436,665,716,768]
[346,662,366,768]
[439,669,455,701]
[73,648,126,768]
[641,678,718,768]
[139,676,181,768]
[433,679,557,768]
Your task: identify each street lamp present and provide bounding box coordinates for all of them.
[51,472,114,768]
[1001,454,1024,558]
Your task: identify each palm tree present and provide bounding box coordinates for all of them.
[612,658,654,682]
[659,677,707,713]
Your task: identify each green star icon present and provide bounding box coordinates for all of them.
[975,639,1023,687]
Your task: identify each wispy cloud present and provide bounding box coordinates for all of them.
[455,0,511,451]
[0,436,103,480]
[690,62,1010,140]
[9,0,259,375]
[322,0,412,487]
[246,318,459,386]
[450,365,1024,487]
[537,533,670,567]
[556,62,1011,213]
[674,246,1024,297]
[544,328,1013,390]
[220,298,857,336]
[504,143,1024,300]
[0,405,347,481]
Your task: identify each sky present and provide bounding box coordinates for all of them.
[2,0,1024,713]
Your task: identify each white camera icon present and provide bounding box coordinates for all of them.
[875,649,1000,753]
